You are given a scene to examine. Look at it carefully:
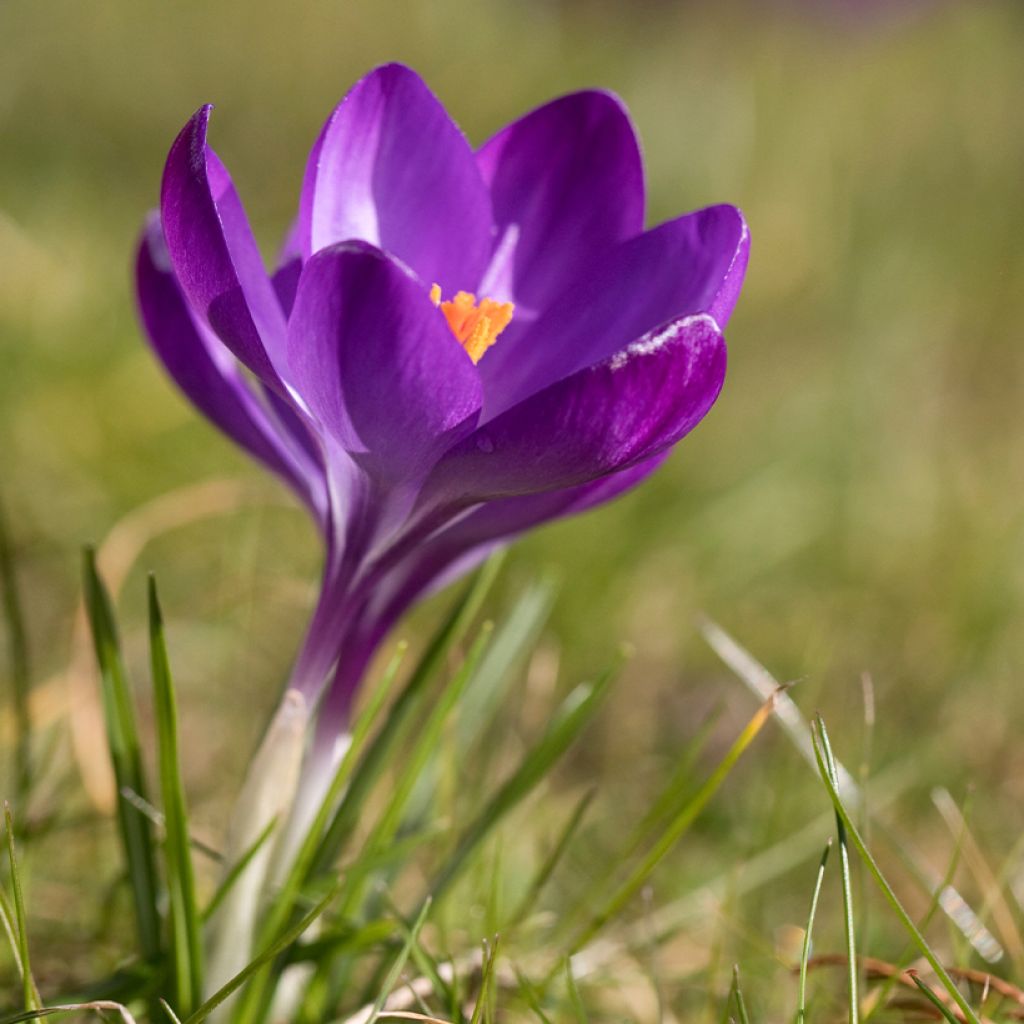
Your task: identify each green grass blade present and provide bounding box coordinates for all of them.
[621,702,726,862]
[284,917,395,966]
[81,548,162,965]
[731,965,751,1024]
[365,898,432,1024]
[514,965,553,1024]
[468,938,500,1024]
[564,959,587,1024]
[908,972,962,1024]
[311,555,504,879]
[341,623,494,917]
[810,717,981,1024]
[201,816,278,923]
[818,718,858,1024]
[427,660,619,906]
[703,619,1001,964]
[405,932,456,1015]
[160,999,184,1024]
[181,884,337,1024]
[4,804,41,1010]
[0,496,32,816]
[567,691,777,954]
[249,569,501,1021]
[456,579,554,752]
[796,840,831,1024]
[148,576,203,1015]
[509,788,595,930]
[1,886,23,973]
[569,702,725,924]
[862,821,966,1024]
[231,645,407,1024]
[373,624,492,850]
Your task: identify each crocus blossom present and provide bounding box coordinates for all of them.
[136,63,749,732]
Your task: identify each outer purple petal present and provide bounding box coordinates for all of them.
[438,451,670,550]
[160,106,288,387]
[476,90,645,312]
[380,452,669,615]
[299,63,492,292]
[481,205,748,419]
[286,241,483,486]
[314,454,669,720]
[272,219,304,318]
[135,216,325,519]
[419,313,725,508]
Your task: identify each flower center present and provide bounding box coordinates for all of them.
[430,284,513,364]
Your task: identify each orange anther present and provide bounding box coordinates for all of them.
[430,285,513,364]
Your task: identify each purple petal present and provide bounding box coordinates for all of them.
[316,453,669,718]
[260,381,323,470]
[135,215,325,519]
[160,106,288,387]
[439,450,670,550]
[480,205,748,419]
[286,241,483,486]
[299,63,492,292]
[381,452,669,616]
[476,90,644,312]
[419,313,726,508]
[272,219,304,318]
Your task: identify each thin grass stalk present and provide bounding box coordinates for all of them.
[704,619,1002,964]
[909,973,963,1024]
[238,613,466,1022]
[468,939,500,1024]
[311,555,504,879]
[861,823,965,1023]
[349,624,494,897]
[566,690,777,957]
[182,886,338,1024]
[931,786,1024,968]
[149,577,204,1014]
[81,549,162,967]
[426,664,618,908]
[818,718,858,1024]
[732,965,751,1024]
[796,840,831,1024]
[202,818,278,923]
[513,966,553,1024]
[4,804,41,1011]
[810,718,981,1024]
[508,789,596,930]
[239,562,499,1024]
[0,496,32,818]
[364,900,432,1024]
[564,960,587,1024]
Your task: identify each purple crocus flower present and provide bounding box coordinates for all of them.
[136,63,749,737]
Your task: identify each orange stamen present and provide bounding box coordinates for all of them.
[430,284,513,364]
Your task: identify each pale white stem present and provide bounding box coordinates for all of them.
[205,689,310,1015]
[267,729,352,891]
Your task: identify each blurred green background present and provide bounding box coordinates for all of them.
[2,0,1023,1013]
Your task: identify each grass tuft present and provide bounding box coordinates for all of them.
[82,548,162,968]
[811,716,982,1024]
[3,802,41,1012]
[148,575,203,1016]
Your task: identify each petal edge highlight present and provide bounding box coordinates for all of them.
[160,106,288,387]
